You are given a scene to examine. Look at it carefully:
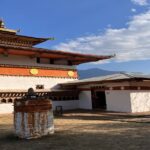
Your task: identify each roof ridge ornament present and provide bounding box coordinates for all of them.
[0,18,5,28]
[0,19,18,34]
[48,37,55,40]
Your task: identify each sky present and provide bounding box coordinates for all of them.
[0,0,150,73]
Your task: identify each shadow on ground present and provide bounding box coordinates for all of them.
[0,111,150,150]
[59,110,150,123]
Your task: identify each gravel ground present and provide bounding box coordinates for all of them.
[0,110,150,150]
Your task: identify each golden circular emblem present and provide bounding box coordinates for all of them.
[68,71,74,77]
[30,69,39,75]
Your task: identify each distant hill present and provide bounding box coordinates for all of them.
[78,68,119,79]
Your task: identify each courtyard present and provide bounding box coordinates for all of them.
[0,110,150,150]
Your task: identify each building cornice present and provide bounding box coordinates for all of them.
[0,44,114,65]
[0,65,78,78]
[0,64,77,71]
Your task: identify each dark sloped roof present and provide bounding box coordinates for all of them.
[0,21,114,65]
[0,32,50,46]
[0,44,114,65]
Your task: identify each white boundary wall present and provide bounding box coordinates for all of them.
[106,90,150,113]
[1,91,150,113]
[105,90,132,112]
[79,91,92,110]
[52,100,79,110]
[0,104,14,114]
[0,100,79,114]
[130,91,150,113]
[0,100,80,114]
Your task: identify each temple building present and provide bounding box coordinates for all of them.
[2,21,149,114]
[0,20,112,114]
[61,73,150,113]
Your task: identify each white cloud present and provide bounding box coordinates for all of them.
[53,10,150,63]
[131,0,148,6]
[131,8,137,12]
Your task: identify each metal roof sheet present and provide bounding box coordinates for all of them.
[61,72,150,86]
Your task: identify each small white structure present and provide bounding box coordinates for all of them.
[61,73,150,113]
[14,99,54,139]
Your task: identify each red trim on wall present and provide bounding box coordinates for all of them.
[79,86,150,91]
[113,86,150,90]
[78,88,91,91]
[0,66,78,78]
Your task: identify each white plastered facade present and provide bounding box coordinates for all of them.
[105,90,132,112]
[130,91,150,113]
[1,54,150,114]
[0,54,78,114]
[106,90,150,113]
[77,81,150,113]
[0,54,76,70]
[0,75,75,91]
[79,91,92,109]
[0,100,79,114]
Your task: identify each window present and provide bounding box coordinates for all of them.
[36,57,71,65]
[36,57,40,63]
[50,96,79,101]
[40,58,50,64]
[68,60,73,66]
[49,59,54,64]
[8,99,13,103]
[1,99,6,103]
[36,85,44,90]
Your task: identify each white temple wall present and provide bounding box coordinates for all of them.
[0,54,76,69]
[0,101,79,114]
[0,103,13,114]
[106,90,150,113]
[0,75,76,91]
[52,100,79,110]
[0,54,36,66]
[0,100,79,114]
[130,91,150,113]
[0,75,78,114]
[79,91,92,110]
[105,90,132,112]
[78,82,150,113]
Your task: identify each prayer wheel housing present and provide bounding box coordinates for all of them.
[14,88,54,139]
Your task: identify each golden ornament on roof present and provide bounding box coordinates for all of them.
[0,20,5,28]
[30,69,39,75]
[68,71,74,77]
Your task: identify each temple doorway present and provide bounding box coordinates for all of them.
[91,90,106,109]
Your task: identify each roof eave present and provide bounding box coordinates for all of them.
[0,45,114,65]
[60,78,150,87]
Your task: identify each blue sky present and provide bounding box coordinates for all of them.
[0,0,150,73]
